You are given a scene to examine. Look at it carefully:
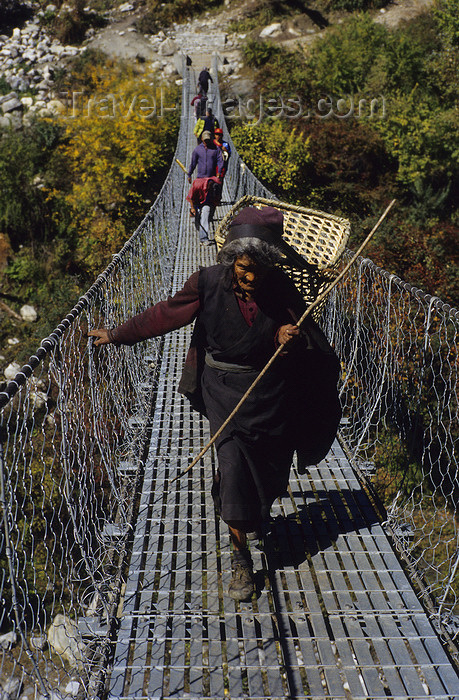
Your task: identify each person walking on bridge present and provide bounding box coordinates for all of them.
[197,67,212,96]
[188,130,224,182]
[191,91,207,120]
[89,207,341,603]
[202,106,219,139]
[214,128,231,180]
[187,175,222,246]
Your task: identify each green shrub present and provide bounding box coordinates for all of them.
[426,47,459,106]
[0,121,61,249]
[305,120,393,185]
[306,14,388,94]
[306,13,440,97]
[230,119,311,201]
[37,0,107,44]
[0,76,12,95]
[245,43,315,103]
[434,0,459,46]
[372,92,459,187]
[242,39,280,68]
[366,217,459,307]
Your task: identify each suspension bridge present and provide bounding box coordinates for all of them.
[1,58,459,700]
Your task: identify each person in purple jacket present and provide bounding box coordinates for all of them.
[88,207,341,603]
[187,130,224,182]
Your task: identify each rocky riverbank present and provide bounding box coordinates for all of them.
[0,0,249,130]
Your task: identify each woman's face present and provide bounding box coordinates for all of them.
[233,254,269,295]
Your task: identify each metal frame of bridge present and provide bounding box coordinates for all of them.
[104,68,459,700]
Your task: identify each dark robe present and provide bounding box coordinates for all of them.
[110,264,341,526]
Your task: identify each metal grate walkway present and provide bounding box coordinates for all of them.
[106,75,459,700]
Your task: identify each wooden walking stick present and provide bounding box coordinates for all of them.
[176,158,188,174]
[170,199,397,484]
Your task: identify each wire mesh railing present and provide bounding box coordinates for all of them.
[212,57,459,649]
[0,54,458,699]
[0,63,189,699]
[323,257,459,644]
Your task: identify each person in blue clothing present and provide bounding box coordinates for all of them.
[187,130,224,182]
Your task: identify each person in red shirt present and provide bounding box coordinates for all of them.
[190,91,207,120]
[186,176,222,246]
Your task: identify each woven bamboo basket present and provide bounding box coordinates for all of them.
[214,195,351,316]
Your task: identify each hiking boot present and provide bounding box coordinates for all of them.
[228,562,254,602]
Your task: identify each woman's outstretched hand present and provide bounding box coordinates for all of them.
[88,329,111,346]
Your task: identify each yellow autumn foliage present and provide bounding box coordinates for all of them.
[46,62,179,275]
[230,119,310,202]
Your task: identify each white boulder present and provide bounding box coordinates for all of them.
[47,615,86,670]
[0,677,22,699]
[30,391,48,410]
[159,38,176,57]
[20,304,37,322]
[1,96,23,114]
[259,23,282,38]
[30,636,47,651]
[0,631,17,649]
[64,681,80,697]
[4,362,21,381]
[47,99,65,115]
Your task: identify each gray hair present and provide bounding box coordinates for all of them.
[217,237,283,269]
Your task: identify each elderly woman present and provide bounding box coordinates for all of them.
[89,207,341,602]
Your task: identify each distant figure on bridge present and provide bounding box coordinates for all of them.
[214,128,231,180]
[89,206,341,603]
[193,106,219,144]
[191,91,207,120]
[202,106,219,139]
[197,67,212,96]
[187,130,224,181]
[187,176,222,246]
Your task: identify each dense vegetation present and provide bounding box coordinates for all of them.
[228,0,459,306]
[0,51,179,361]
